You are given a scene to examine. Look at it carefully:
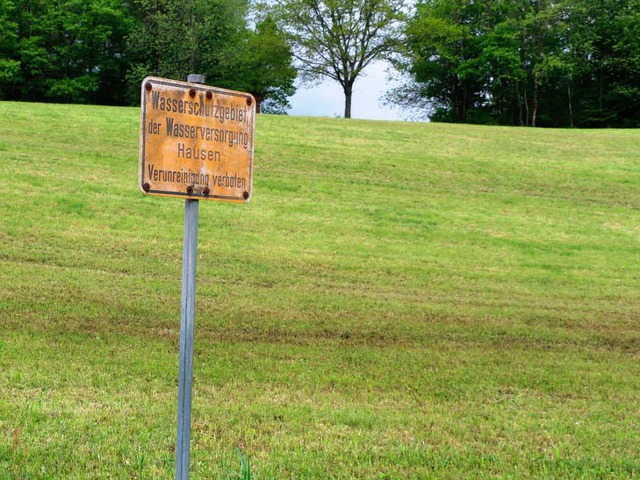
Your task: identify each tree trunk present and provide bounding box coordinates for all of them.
[520,32,528,126]
[532,8,545,128]
[524,86,530,127]
[532,77,538,128]
[344,86,352,119]
[253,93,262,114]
[599,72,604,114]
[516,80,524,126]
[568,84,573,128]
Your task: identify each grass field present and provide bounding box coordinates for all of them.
[1,100,639,479]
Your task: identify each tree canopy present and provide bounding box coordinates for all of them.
[0,0,297,111]
[216,14,297,114]
[0,0,133,104]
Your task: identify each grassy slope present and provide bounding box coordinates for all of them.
[1,101,639,479]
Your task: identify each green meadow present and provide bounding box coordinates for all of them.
[1,100,639,479]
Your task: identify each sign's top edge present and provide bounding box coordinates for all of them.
[142,76,255,102]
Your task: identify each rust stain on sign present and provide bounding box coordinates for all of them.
[139,76,255,202]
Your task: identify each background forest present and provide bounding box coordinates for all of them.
[1,0,639,127]
[0,0,296,113]
[390,0,640,127]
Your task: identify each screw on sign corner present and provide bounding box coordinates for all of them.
[242,191,250,200]
[145,83,152,92]
[246,97,252,107]
[206,91,212,100]
[203,187,210,197]
[186,185,194,194]
[189,89,196,98]
[143,183,151,192]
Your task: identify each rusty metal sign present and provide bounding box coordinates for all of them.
[139,76,255,202]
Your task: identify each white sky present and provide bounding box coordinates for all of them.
[287,61,404,121]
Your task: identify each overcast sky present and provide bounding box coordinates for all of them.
[287,61,405,122]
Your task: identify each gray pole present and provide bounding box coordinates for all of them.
[176,198,198,480]
[176,73,205,480]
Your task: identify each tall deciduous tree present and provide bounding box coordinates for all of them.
[568,0,640,127]
[217,15,297,114]
[125,0,248,103]
[0,0,133,104]
[0,0,21,98]
[387,0,489,123]
[125,0,297,110]
[273,0,404,118]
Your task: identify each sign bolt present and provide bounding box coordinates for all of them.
[186,185,194,194]
[145,83,152,92]
[143,183,150,192]
[206,91,212,100]
[246,97,252,106]
[203,187,210,196]
[242,191,249,200]
[189,89,196,98]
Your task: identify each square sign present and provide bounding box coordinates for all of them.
[139,76,255,202]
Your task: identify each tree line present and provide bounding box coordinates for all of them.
[388,0,640,128]
[0,0,296,113]
[1,0,639,127]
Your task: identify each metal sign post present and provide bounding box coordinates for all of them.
[176,197,199,480]
[176,73,205,480]
[138,73,255,480]
[176,199,200,480]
